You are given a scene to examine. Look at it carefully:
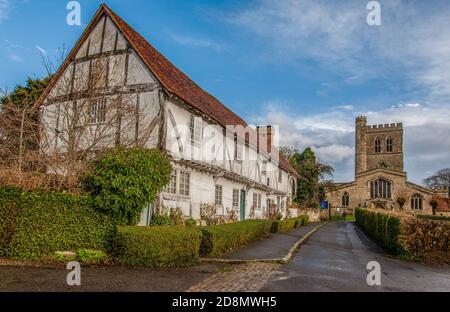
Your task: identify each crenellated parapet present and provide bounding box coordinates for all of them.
[366,123,403,132]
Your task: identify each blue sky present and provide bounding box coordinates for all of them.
[1,0,449,184]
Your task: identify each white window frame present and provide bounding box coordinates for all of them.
[179,171,190,196]
[190,115,203,145]
[165,170,177,194]
[89,98,107,125]
[232,189,240,209]
[215,185,223,206]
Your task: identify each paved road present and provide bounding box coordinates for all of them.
[260,221,450,292]
[226,222,324,260]
[0,263,222,292]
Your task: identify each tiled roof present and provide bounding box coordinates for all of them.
[34,4,298,177]
[434,195,450,212]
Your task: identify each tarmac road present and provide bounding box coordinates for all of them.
[260,221,450,292]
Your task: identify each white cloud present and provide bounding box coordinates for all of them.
[0,0,11,22]
[9,53,23,63]
[35,45,47,55]
[251,101,450,184]
[224,0,450,99]
[166,30,224,52]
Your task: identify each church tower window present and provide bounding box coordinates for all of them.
[386,137,393,152]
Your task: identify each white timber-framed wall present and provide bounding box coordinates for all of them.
[37,8,298,224]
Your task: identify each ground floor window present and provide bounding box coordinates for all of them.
[215,185,223,206]
[232,189,240,208]
[165,170,177,194]
[179,171,190,196]
[342,191,349,207]
[411,194,423,210]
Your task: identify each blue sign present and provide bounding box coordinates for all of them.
[320,200,329,209]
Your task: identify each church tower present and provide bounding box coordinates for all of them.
[355,116,404,177]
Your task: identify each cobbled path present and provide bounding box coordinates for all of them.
[188,262,279,292]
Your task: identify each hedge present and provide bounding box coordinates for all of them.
[200,220,272,257]
[271,216,309,233]
[113,226,202,267]
[355,208,403,254]
[417,214,450,222]
[0,187,115,258]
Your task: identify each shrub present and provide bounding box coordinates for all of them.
[169,208,185,226]
[271,216,307,233]
[77,249,108,264]
[149,214,174,226]
[0,187,115,258]
[200,220,272,257]
[295,215,309,228]
[185,217,197,227]
[417,214,450,222]
[112,226,202,267]
[271,218,296,233]
[200,203,220,226]
[83,148,172,225]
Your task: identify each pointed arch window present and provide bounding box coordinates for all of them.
[342,192,349,207]
[375,138,381,153]
[411,194,423,210]
[370,179,391,199]
[386,137,393,152]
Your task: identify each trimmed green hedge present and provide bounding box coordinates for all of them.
[200,220,272,257]
[0,187,115,258]
[355,208,402,254]
[113,226,202,267]
[271,216,309,233]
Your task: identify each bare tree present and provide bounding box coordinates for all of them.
[1,51,159,192]
[423,168,450,189]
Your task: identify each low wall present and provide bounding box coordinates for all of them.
[297,208,321,222]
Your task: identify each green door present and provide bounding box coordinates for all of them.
[240,190,246,221]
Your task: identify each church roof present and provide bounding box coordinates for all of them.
[33,4,298,177]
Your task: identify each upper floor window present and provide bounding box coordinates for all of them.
[190,115,202,145]
[411,194,423,210]
[215,185,223,206]
[89,98,107,124]
[278,170,283,184]
[232,189,240,208]
[179,171,190,196]
[370,178,391,199]
[234,137,243,161]
[386,137,393,152]
[342,192,349,207]
[375,138,381,153]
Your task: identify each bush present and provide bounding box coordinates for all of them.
[271,216,307,233]
[417,214,450,222]
[113,226,202,267]
[295,215,309,228]
[200,220,272,257]
[83,148,172,225]
[77,249,108,264]
[185,217,197,227]
[271,218,295,233]
[149,214,174,226]
[0,187,115,258]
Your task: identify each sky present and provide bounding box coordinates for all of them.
[0,0,449,184]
